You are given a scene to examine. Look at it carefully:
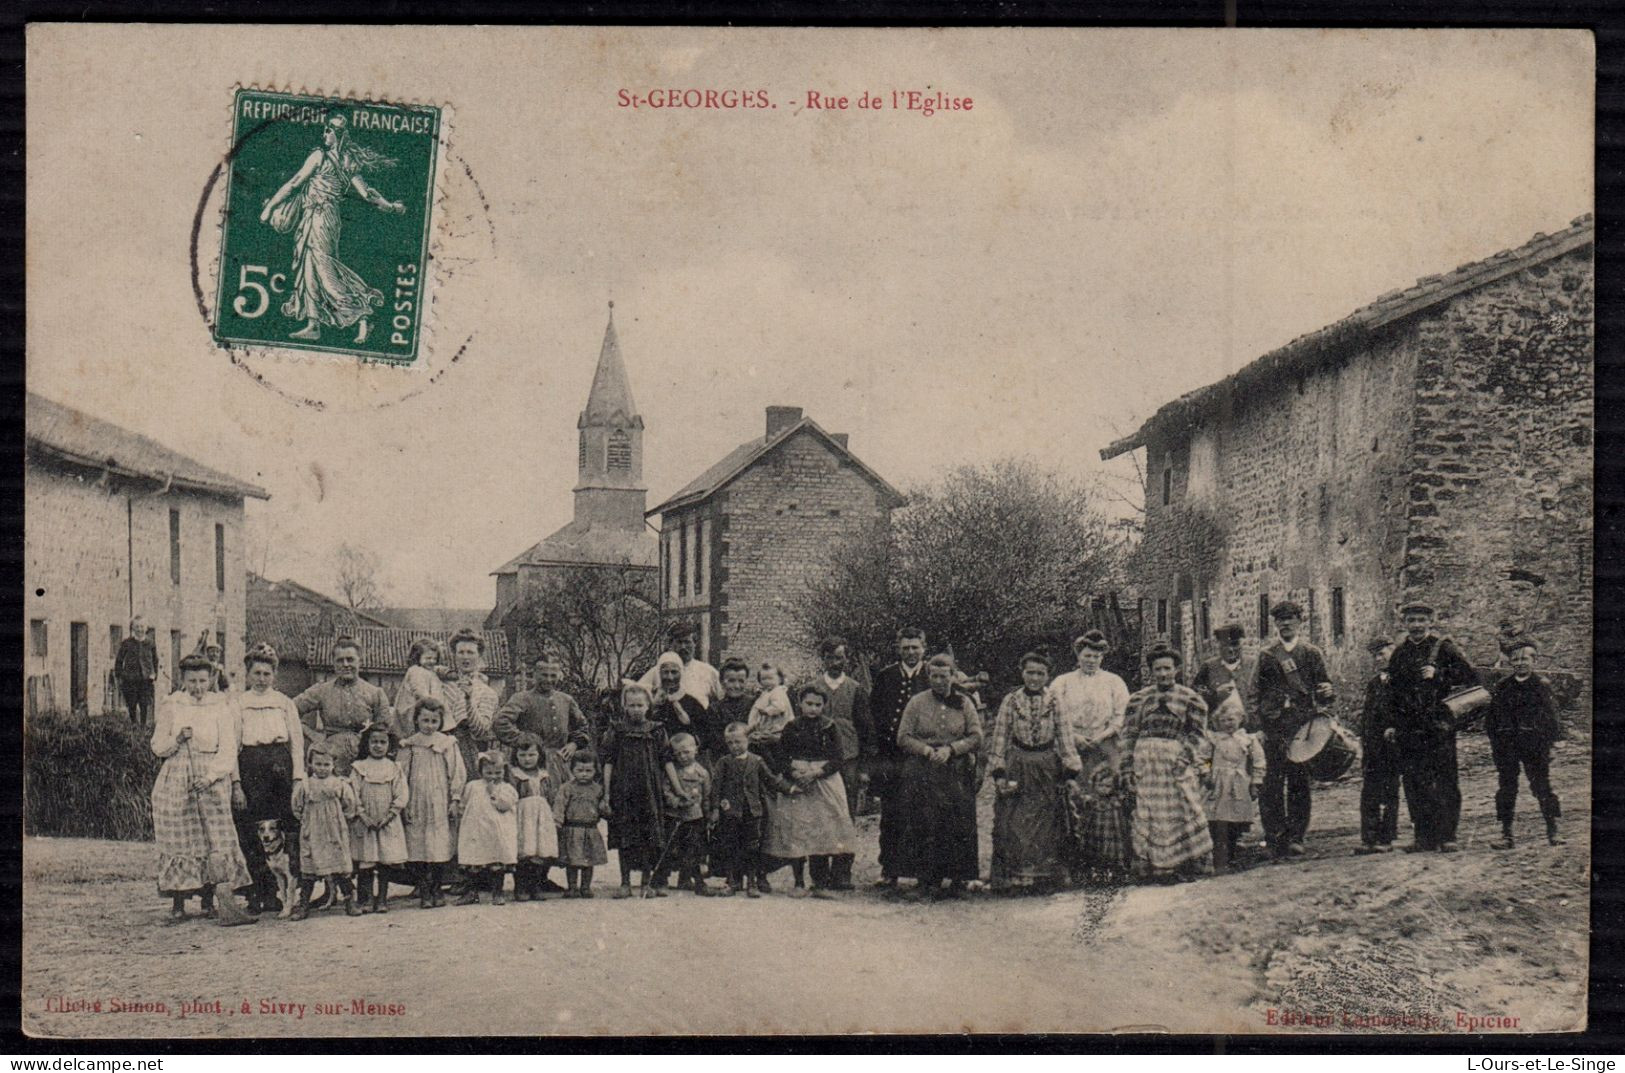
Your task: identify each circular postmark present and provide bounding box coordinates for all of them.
[189,88,496,413]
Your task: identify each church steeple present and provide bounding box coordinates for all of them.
[574,302,647,530]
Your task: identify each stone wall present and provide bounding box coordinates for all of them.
[25,458,248,711]
[1137,326,1418,708]
[710,430,893,678]
[1401,246,1593,682]
[1131,244,1593,713]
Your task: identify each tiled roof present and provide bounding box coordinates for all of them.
[1100,214,1595,460]
[374,608,496,632]
[27,392,270,500]
[647,417,907,517]
[492,518,659,574]
[245,608,324,663]
[306,627,513,676]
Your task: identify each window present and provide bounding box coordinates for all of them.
[1308,589,1318,642]
[694,518,706,597]
[662,530,673,601]
[169,508,182,585]
[678,518,689,597]
[1258,594,1271,639]
[216,630,227,662]
[607,430,631,472]
[1331,587,1346,644]
[1161,467,1172,506]
[109,624,123,661]
[170,630,183,684]
[1200,599,1211,639]
[578,431,587,470]
[29,619,47,658]
[214,523,226,592]
[1156,598,1168,635]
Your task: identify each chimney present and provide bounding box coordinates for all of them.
[830,433,850,450]
[766,405,803,439]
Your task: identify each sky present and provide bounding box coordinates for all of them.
[27,27,1593,607]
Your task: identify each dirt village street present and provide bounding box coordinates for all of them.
[22,733,1589,1038]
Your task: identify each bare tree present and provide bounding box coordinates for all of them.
[334,543,389,612]
[799,458,1132,690]
[505,565,662,700]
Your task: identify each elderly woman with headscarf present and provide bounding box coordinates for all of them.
[892,654,984,900]
[651,650,723,768]
[1120,645,1213,882]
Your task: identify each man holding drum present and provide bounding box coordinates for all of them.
[1254,601,1334,859]
[1384,602,1480,854]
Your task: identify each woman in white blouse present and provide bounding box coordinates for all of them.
[150,655,255,925]
[234,642,306,913]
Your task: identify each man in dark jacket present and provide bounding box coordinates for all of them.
[114,616,159,726]
[1384,602,1479,853]
[1355,636,1399,854]
[867,626,930,889]
[1483,636,1563,848]
[1254,601,1335,858]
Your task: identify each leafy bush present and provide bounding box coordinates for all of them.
[25,711,159,841]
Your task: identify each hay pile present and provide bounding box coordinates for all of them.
[25,712,159,840]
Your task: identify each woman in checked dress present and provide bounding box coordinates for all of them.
[259,114,406,344]
[1120,645,1213,882]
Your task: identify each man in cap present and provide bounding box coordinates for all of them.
[1355,636,1400,854]
[1191,623,1258,727]
[1481,635,1563,848]
[1383,602,1479,853]
[868,627,932,889]
[1253,600,1334,858]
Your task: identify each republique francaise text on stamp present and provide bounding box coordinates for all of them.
[213,89,443,365]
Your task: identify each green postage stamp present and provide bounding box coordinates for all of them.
[213,89,444,364]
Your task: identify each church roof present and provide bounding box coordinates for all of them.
[491,517,658,575]
[579,303,642,428]
[647,416,906,517]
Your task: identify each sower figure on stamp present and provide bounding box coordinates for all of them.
[1355,636,1400,855]
[817,636,873,891]
[867,627,932,891]
[1253,601,1334,859]
[259,114,406,345]
[1385,602,1479,854]
[294,636,390,777]
[1480,635,1563,849]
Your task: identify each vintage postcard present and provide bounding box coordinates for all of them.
[23,26,1593,1038]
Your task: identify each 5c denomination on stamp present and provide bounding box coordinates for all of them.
[213,89,443,364]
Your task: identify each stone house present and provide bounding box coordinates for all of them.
[488,305,659,666]
[648,405,906,675]
[245,573,393,695]
[1100,216,1593,709]
[25,392,269,715]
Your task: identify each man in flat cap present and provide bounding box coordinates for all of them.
[1192,623,1258,728]
[1253,601,1334,858]
[1383,602,1479,853]
[1355,636,1400,854]
[1482,635,1563,848]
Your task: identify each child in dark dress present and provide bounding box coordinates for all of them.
[710,722,798,897]
[603,683,679,899]
[553,752,609,897]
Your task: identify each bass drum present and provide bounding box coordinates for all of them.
[1286,715,1361,782]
